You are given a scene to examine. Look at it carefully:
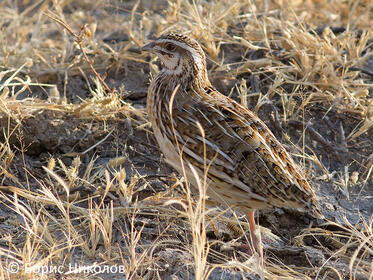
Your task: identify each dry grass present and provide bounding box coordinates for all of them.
[0,0,372,279]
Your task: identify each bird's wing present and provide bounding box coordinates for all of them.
[166,85,320,212]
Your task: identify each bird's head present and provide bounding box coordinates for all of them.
[141,33,208,80]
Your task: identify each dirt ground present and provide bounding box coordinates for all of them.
[0,1,372,279]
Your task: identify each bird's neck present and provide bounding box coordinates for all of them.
[160,66,210,90]
[148,67,210,110]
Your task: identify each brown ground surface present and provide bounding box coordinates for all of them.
[0,1,372,279]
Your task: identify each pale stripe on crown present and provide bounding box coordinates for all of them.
[156,39,203,70]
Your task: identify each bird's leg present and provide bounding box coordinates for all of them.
[246,210,263,257]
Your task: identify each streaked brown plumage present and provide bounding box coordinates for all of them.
[142,33,322,255]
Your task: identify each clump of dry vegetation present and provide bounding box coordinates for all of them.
[0,0,372,279]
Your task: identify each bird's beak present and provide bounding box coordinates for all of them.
[141,42,156,52]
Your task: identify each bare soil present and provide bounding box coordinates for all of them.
[0,1,372,279]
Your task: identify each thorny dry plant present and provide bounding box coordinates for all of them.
[0,0,372,279]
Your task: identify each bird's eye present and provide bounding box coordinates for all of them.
[165,43,176,51]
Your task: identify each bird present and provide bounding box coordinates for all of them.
[141,33,323,256]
